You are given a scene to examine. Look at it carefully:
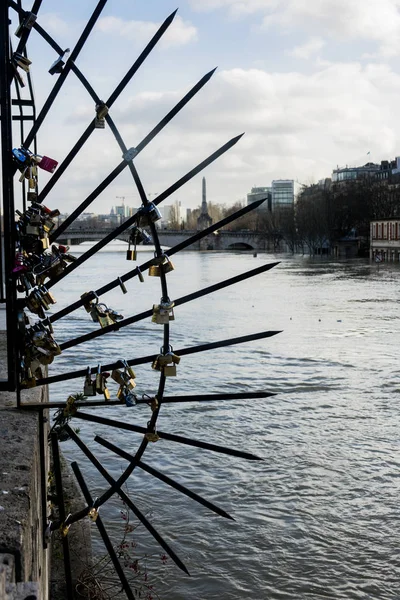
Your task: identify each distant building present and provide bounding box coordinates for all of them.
[271,180,294,210]
[197,177,212,231]
[332,158,400,184]
[247,187,271,211]
[370,219,400,261]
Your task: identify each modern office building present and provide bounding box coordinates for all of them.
[271,180,294,210]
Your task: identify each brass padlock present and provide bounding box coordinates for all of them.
[121,360,136,380]
[151,304,169,324]
[41,237,50,251]
[95,364,103,393]
[40,286,56,305]
[163,364,177,377]
[148,264,161,277]
[126,229,137,260]
[152,356,161,371]
[81,291,98,313]
[103,383,110,401]
[162,255,175,274]
[111,369,124,386]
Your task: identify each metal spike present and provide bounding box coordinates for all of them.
[35,330,282,387]
[72,412,263,461]
[37,9,178,203]
[71,462,137,599]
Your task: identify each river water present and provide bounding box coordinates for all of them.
[48,246,400,600]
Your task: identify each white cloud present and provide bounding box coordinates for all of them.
[190,0,400,57]
[96,15,197,48]
[55,60,400,209]
[289,37,325,60]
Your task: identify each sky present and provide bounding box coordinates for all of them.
[11,0,400,214]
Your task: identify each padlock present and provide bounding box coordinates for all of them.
[15,12,37,38]
[118,277,127,294]
[126,228,138,260]
[84,367,96,396]
[124,390,137,407]
[145,431,160,442]
[26,223,40,236]
[151,304,169,324]
[40,237,50,251]
[111,369,125,386]
[13,52,32,73]
[49,48,70,75]
[151,356,161,371]
[121,360,136,380]
[95,364,103,393]
[40,286,56,306]
[21,367,36,388]
[148,264,160,277]
[103,381,110,401]
[37,155,58,173]
[137,202,161,226]
[107,308,124,323]
[35,347,54,366]
[162,255,175,274]
[163,364,177,377]
[95,102,108,129]
[81,291,98,313]
[97,311,114,328]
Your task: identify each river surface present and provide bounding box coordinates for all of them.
[48,246,400,600]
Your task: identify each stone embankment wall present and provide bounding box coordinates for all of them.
[0,333,49,600]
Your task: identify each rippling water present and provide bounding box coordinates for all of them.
[49,246,400,599]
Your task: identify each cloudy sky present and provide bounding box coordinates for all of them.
[12,0,400,214]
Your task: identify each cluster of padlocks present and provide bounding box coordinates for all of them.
[11,145,70,387]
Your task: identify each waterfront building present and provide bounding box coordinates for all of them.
[370,219,400,261]
[271,180,294,210]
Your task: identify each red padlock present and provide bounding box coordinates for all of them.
[37,155,58,173]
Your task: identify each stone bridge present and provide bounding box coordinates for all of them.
[56,227,267,251]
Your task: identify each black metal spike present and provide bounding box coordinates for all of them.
[58,262,279,351]
[95,435,235,520]
[36,9,178,203]
[71,461,138,599]
[66,427,190,575]
[23,0,108,149]
[136,67,217,154]
[136,391,276,404]
[35,330,282,387]
[72,412,263,461]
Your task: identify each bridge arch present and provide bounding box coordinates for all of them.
[226,242,255,250]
